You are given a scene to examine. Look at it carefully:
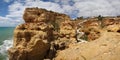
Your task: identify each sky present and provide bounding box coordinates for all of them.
[0,0,120,27]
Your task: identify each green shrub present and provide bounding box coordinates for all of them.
[51,20,60,32]
[98,15,104,28]
[80,35,88,41]
[98,15,103,21]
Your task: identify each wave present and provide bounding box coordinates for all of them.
[0,39,13,60]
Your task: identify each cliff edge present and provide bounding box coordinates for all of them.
[8,7,120,60]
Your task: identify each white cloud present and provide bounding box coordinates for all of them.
[0,16,9,20]
[0,16,20,27]
[1,0,120,27]
[73,0,119,17]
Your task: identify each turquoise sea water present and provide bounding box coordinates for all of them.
[0,27,15,60]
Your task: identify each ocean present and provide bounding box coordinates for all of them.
[0,27,15,60]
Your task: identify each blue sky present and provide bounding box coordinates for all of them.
[0,0,120,27]
[0,1,8,16]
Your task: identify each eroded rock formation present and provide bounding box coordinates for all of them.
[55,32,120,60]
[8,7,76,60]
[8,7,120,60]
[8,23,52,60]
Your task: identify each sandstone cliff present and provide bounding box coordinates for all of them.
[8,7,76,60]
[8,7,120,60]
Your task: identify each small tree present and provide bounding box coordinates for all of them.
[117,15,120,17]
[98,15,103,21]
[51,20,60,32]
[98,15,104,28]
[78,16,83,19]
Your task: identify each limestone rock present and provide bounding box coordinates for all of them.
[55,32,120,60]
[8,7,72,60]
[54,21,76,50]
[8,47,27,60]
[23,7,70,23]
[8,22,52,60]
[8,7,120,60]
[77,20,102,41]
[76,19,120,41]
[103,19,120,32]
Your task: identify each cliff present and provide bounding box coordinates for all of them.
[8,7,120,60]
[8,7,76,60]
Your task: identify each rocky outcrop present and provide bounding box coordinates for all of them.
[8,22,52,60]
[77,20,102,41]
[23,8,70,24]
[8,7,76,60]
[54,21,76,50]
[103,19,120,32]
[55,32,120,60]
[76,18,120,41]
[8,7,120,60]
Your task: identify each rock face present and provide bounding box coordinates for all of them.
[76,18,120,41]
[8,23,52,60]
[55,32,120,60]
[54,21,76,50]
[23,8,70,23]
[8,7,120,60]
[8,7,76,60]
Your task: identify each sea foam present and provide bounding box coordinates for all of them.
[0,39,13,55]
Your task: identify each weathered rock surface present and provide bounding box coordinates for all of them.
[8,7,75,60]
[8,22,52,60]
[77,18,120,41]
[55,32,120,60]
[8,7,120,60]
[23,8,70,23]
[54,21,76,50]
